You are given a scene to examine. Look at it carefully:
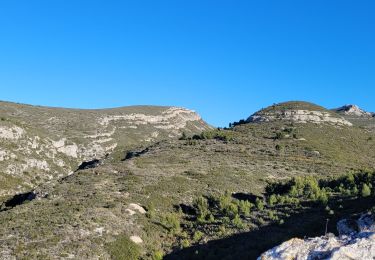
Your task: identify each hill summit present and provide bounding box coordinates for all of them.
[247,101,353,126]
[334,104,374,118]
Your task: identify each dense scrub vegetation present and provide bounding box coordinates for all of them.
[162,171,375,255]
[180,129,235,143]
[266,171,375,202]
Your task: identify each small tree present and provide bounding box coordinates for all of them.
[193,231,204,242]
[232,214,244,229]
[194,196,210,223]
[219,192,238,218]
[152,251,164,260]
[317,190,329,205]
[255,198,264,211]
[238,200,252,217]
[361,184,371,197]
[268,195,278,206]
[164,213,181,234]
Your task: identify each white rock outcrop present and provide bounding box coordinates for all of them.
[259,213,375,260]
[248,110,353,126]
[99,107,202,130]
[0,149,16,161]
[335,105,374,117]
[0,126,25,140]
[52,138,79,158]
[0,103,210,197]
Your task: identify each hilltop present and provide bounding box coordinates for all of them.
[247,101,352,126]
[334,104,374,118]
[0,101,211,198]
[332,104,375,129]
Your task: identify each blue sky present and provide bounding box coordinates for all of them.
[0,1,374,126]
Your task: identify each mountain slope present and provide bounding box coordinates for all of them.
[0,101,211,199]
[1,101,375,259]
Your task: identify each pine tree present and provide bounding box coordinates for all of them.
[361,184,371,197]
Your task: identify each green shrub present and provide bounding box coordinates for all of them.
[180,239,191,249]
[163,213,181,234]
[207,213,215,223]
[219,225,227,235]
[106,235,141,260]
[198,130,235,142]
[194,196,210,223]
[316,190,329,205]
[352,186,359,196]
[193,231,204,242]
[219,193,238,218]
[362,184,371,197]
[268,210,279,221]
[255,198,264,211]
[222,216,231,225]
[268,195,278,206]
[238,200,252,217]
[275,132,285,140]
[152,250,164,260]
[146,203,156,219]
[232,214,244,229]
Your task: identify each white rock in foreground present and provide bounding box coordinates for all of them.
[130,236,143,244]
[128,203,146,214]
[259,214,375,260]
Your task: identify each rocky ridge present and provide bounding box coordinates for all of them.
[334,104,374,118]
[0,101,211,197]
[247,102,353,126]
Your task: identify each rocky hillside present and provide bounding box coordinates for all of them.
[259,213,375,260]
[0,100,375,259]
[247,101,352,126]
[0,101,211,198]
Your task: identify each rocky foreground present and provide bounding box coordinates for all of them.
[259,213,375,260]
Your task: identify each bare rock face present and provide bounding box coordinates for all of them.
[259,213,375,260]
[247,102,353,126]
[334,105,374,118]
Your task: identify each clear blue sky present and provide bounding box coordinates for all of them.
[0,1,374,126]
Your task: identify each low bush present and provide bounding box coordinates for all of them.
[106,235,141,260]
